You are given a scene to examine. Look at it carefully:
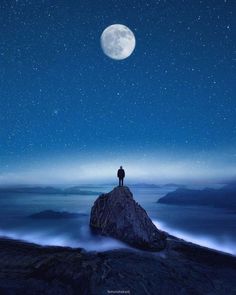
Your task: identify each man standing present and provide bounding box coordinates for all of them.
[117,166,125,186]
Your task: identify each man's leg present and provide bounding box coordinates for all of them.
[119,178,121,186]
[121,178,123,186]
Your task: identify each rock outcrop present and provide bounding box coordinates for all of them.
[90,186,166,251]
[1,236,236,295]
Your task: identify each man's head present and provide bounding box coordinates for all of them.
[120,166,122,169]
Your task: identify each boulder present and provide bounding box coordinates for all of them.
[90,186,166,251]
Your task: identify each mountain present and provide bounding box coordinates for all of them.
[90,186,166,251]
[1,185,236,294]
[0,186,102,195]
[129,183,161,188]
[129,183,185,189]
[0,186,62,194]
[63,186,102,195]
[158,183,236,209]
[161,183,186,188]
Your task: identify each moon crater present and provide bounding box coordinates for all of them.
[101,24,136,60]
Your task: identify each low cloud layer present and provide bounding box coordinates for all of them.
[0,151,235,185]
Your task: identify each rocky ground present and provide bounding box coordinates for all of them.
[0,235,236,295]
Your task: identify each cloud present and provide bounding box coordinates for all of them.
[0,151,235,185]
[0,228,129,251]
[153,220,236,255]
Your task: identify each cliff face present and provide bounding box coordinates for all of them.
[90,186,166,251]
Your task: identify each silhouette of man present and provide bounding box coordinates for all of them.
[117,166,125,186]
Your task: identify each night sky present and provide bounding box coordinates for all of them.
[0,0,235,184]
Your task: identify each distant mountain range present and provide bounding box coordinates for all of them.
[161,183,186,188]
[0,186,102,195]
[129,183,185,188]
[128,183,161,188]
[0,183,185,195]
[158,183,236,209]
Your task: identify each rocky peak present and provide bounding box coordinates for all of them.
[90,186,166,251]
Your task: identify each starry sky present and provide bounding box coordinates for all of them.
[0,0,236,184]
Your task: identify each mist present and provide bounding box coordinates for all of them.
[1,150,236,186]
[153,220,236,256]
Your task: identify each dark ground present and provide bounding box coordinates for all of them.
[0,235,236,295]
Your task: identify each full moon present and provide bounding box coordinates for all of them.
[100,24,136,60]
